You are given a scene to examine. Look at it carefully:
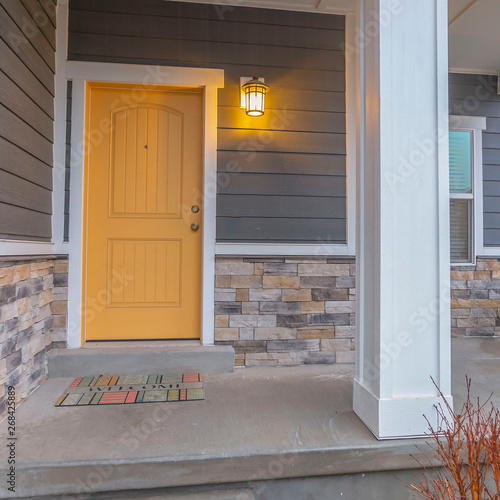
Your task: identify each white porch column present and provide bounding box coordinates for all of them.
[354,0,452,439]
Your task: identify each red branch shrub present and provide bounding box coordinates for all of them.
[408,378,500,499]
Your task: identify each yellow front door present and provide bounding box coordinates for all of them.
[84,83,203,340]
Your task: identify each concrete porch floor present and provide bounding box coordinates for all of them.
[1,338,500,499]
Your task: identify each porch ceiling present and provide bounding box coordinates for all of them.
[449,0,500,75]
[168,0,355,15]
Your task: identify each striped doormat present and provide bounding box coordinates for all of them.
[55,373,204,406]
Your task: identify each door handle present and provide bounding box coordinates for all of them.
[191,223,200,231]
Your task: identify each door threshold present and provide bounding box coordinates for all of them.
[83,340,201,349]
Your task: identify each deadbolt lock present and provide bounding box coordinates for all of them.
[191,205,200,213]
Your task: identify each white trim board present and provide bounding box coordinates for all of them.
[215,244,352,257]
[171,0,355,15]
[449,68,498,75]
[478,250,500,257]
[64,60,223,348]
[0,240,54,257]
[52,0,69,253]
[449,115,486,130]
[345,13,357,256]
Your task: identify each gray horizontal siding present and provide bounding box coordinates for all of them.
[0,0,55,241]
[218,130,345,155]
[69,0,345,30]
[69,36,344,72]
[217,218,345,243]
[217,195,346,218]
[217,152,346,176]
[218,86,346,112]
[218,108,345,134]
[68,0,346,244]
[69,10,345,51]
[218,173,345,197]
[220,66,345,92]
[449,73,500,248]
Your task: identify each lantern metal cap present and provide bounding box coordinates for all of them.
[241,76,269,92]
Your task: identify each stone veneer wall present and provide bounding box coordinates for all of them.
[2,253,498,402]
[214,257,356,366]
[0,256,69,416]
[451,258,500,337]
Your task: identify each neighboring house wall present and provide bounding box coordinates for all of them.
[0,257,68,417]
[0,0,56,241]
[67,0,347,244]
[449,73,500,247]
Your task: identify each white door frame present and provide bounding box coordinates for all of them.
[62,61,223,347]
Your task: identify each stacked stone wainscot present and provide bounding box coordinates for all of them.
[451,258,500,337]
[0,256,68,417]
[214,257,356,366]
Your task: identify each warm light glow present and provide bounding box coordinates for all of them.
[241,77,269,117]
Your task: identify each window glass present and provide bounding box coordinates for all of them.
[449,130,472,194]
[450,199,471,263]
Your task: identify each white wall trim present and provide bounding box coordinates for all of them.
[474,126,485,262]
[65,62,224,87]
[65,61,223,348]
[353,379,453,440]
[215,243,351,257]
[201,86,218,345]
[449,68,497,76]
[345,13,357,256]
[449,114,487,131]
[172,0,355,15]
[52,1,69,254]
[478,249,500,257]
[0,240,54,257]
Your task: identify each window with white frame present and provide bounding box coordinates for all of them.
[449,115,486,264]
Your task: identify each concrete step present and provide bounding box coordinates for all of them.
[47,344,235,378]
[87,488,255,499]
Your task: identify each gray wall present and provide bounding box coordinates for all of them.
[0,0,55,241]
[449,73,500,248]
[68,0,347,244]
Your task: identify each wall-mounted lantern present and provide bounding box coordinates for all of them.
[240,77,269,116]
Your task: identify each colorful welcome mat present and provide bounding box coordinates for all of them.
[55,373,204,407]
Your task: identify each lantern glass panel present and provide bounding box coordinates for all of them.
[245,85,265,116]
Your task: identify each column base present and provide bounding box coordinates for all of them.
[353,379,453,440]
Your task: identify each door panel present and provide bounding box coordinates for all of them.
[84,84,203,340]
